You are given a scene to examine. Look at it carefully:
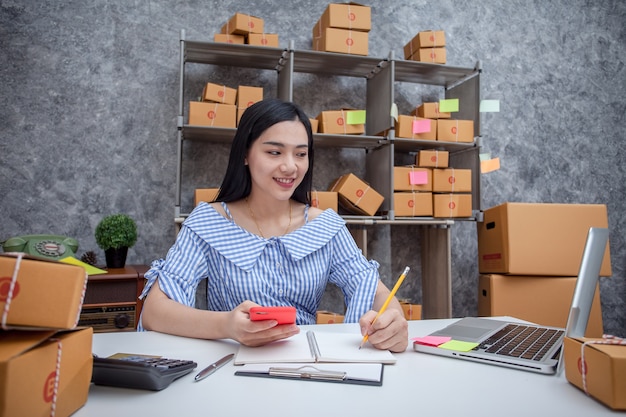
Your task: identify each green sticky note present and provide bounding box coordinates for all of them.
[479,153,491,161]
[346,110,366,125]
[439,99,459,113]
[480,99,500,112]
[438,340,479,352]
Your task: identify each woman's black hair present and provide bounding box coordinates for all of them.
[216,98,314,205]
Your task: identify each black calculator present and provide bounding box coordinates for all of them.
[92,353,198,391]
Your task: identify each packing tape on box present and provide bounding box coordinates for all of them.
[341,109,347,135]
[354,184,371,208]
[1,252,23,329]
[49,338,63,416]
[580,335,626,395]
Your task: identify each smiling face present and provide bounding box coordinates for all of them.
[245,119,310,202]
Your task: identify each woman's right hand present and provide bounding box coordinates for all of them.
[227,301,300,347]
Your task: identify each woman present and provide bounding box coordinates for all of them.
[139,98,408,352]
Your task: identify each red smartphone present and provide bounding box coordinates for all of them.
[249,306,297,324]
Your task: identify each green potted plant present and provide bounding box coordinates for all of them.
[95,214,138,268]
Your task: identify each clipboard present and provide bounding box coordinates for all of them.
[234,363,384,386]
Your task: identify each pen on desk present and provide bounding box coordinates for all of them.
[194,353,235,382]
[359,266,410,349]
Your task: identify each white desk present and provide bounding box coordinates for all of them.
[75,319,620,417]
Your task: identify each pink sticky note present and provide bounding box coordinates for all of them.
[412,119,431,134]
[409,170,428,185]
[411,336,452,347]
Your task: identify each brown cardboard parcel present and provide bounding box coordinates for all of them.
[0,254,87,329]
[247,33,280,48]
[432,168,472,193]
[437,119,474,143]
[416,150,449,168]
[329,173,384,216]
[433,193,472,218]
[319,3,371,32]
[395,115,436,140]
[221,13,264,35]
[201,82,237,105]
[478,274,603,337]
[317,109,365,134]
[188,102,236,128]
[0,327,93,417]
[410,47,447,64]
[411,102,451,119]
[310,191,338,212]
[393,166,432,192]
[394,192,433,217]
[404,30,446,59]
[477,203,612,276]
[316,310,345,324]
[315,27,369,56]
[564,336,626,411]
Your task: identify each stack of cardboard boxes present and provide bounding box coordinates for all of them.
[215,12,279,47]
[189,83,264,128]
[392,150,472,218]
[476,202,610,336]
[404,30,446,64]
[0,254,93,417]
[477,202,625,410]
[312,3,371,56]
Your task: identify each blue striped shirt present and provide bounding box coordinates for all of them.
[138,202,380,330]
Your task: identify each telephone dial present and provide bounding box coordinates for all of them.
[2,234,79,261]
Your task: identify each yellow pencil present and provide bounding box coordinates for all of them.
[359,266,410,349]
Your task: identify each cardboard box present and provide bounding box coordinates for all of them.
[564,336,626,410]
[316,310,345,324]
[432,168,472,193]
[410,47,447,64]
[309,118,319,133]
[394,192,433,217]
[404,30,446,59]
[395,115,436,140]
[433,193,472,218]
[437,119,474,143]
[0,327,93,417]
[247,33,279,47]
[478,274,603,337]
[477,203,612,276]
[411,102,451,119]
[319,3,371,32]
[237,85,263,109]
[188,102,236,128]
[0,254,87,329]
[393,166,432,192]
[221,13,264,35]
[310,191,338,212]
[317,109,365,135]
[416,150,449,168]
[236,85,263,125]
[213,33,245,44]
[314,26,369,56]
[202,82,237,105]
[400,302,422,320]
[194,188,220,206]
[329,173,384,216]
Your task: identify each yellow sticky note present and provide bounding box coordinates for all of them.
[481,157,501,174]
[438,340,479,352]
[439,99,459,113]
[60,256,108,275]
[346,110,366,125]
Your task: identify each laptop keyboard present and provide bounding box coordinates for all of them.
[475,324,565,361]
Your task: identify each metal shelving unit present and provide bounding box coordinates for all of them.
[175,30,483,319]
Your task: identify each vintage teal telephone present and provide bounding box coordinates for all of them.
[2,235,79,261]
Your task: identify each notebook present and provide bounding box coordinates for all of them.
[234,330,397,365]
[413,227,609,375]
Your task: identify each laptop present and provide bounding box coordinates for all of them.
[413,227,609,375]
